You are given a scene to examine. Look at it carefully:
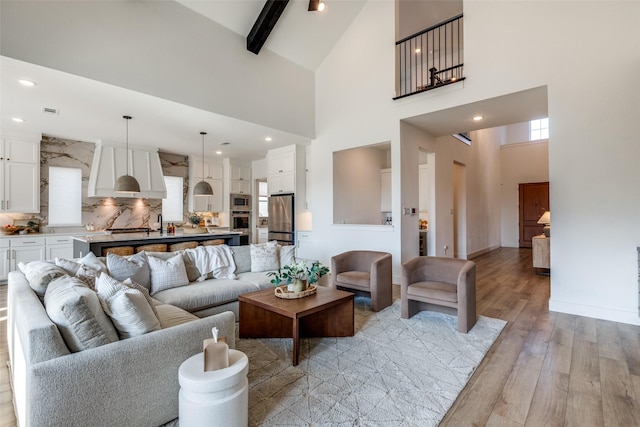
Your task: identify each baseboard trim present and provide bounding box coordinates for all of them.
[468,244,501,260]
[550,299,640,326]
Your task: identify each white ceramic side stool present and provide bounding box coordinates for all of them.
[179,349,249,427]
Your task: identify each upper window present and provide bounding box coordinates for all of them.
[530,118,549,141]
[48,167,82,226]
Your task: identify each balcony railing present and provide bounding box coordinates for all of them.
[394,14,464,99]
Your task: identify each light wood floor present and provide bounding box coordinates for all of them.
[1,248,639,426]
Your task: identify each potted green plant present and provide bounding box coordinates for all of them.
[187,213,202,228]
[268,260,330,293]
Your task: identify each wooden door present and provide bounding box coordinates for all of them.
[519,182,549,248]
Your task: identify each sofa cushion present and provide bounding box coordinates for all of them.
[278,244,296,268]
[336,271,371,290]
[148,253,190,295]
[407,281,458,303]
[55,258,101,290]
[235,272,276,288]
[231,245,252,274]
[152,278,260,312]
[250,241,279,272]
[44,275,119,352]
[147,251,201,283]
[96,274,161,339]
[107,252,151,290]
[78,251,108,273]
[18,261,68,297]
[154,304,199,328]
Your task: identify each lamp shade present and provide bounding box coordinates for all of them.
[193,180,213,196]
[537,211,551,225]
[114,174,141,193]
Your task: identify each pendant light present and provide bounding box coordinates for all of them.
[193,131,213,196]
[114,115,141,193]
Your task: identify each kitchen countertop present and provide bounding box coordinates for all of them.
[72,230,241,243]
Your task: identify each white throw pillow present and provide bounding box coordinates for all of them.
[147,253,190,295]
[250,241,280,273]
[19,260,68,297]
[78,251,108,273]
[106,252,151,290]
[278,244,296,268]
[96,273,161,339]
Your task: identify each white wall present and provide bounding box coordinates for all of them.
[333,146,388,225]
[500,141,549,247]
[0,1,315,138]
[312,0,640,325]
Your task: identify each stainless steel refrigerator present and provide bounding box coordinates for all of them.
[268,193,294,245]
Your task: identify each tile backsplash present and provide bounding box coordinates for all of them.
[0,136,190,233]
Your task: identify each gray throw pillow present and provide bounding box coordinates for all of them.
[147,253,189,295]
[44,275,119,352]
[18,260,68,297]
[106,252,151,290]
[231,245,252,274]
[96,274,161,339]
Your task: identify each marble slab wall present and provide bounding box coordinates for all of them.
[0,136,190,233]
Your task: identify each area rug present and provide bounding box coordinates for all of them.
[236,297,506,426]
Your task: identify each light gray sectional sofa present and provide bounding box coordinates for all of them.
[7,243,291,427]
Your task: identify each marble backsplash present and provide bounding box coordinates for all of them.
[0,136,190,233]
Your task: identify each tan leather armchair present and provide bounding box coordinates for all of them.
[401,256,477,333]
[331,250,392,312]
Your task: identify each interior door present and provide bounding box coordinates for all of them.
[519,182,549,248]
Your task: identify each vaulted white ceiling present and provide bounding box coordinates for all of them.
[177,0,367,71]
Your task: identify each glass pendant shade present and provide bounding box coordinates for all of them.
[193,131,213,196]
[114,115,141,193]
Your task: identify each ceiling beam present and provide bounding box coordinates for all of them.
[247,0,290,55]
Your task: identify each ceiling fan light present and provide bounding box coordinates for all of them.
[114,174,141,193]
[194,180,214,196]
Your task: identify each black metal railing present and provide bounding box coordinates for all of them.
[394,14,464,99]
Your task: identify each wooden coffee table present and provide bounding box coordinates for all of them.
[239,286,354,366]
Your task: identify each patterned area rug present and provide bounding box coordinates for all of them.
[236,297,506,426]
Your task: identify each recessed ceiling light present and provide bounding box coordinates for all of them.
[415,48,421,54]
[216,151,222,155]
[472,115,484,121]
[18,79,36,87]
[12,117,25,123]
[265,137,272,142]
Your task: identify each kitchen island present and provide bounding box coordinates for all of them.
[72,231,242,257]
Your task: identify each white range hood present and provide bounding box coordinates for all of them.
[88,143,167,198]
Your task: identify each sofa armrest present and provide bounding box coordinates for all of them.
[24,311,235,427]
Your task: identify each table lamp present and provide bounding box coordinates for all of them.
[537,211,551,237]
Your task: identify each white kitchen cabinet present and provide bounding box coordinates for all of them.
[380,168,391,212]
[193,159,223,180]
[1,138,40,213]
[230,164,251,182]
[7,236,45,275]
[268,172,295,194]
[257,228,268,243]
[267,150,296,175]
[0,239,10,281]
[419,164,430,212]
[230,180,251,195]
[45,236,74,260]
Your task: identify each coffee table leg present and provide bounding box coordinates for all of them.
[292,317,300,366]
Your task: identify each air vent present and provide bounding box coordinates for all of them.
[220,141,230,146]
[42,106,59,115]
